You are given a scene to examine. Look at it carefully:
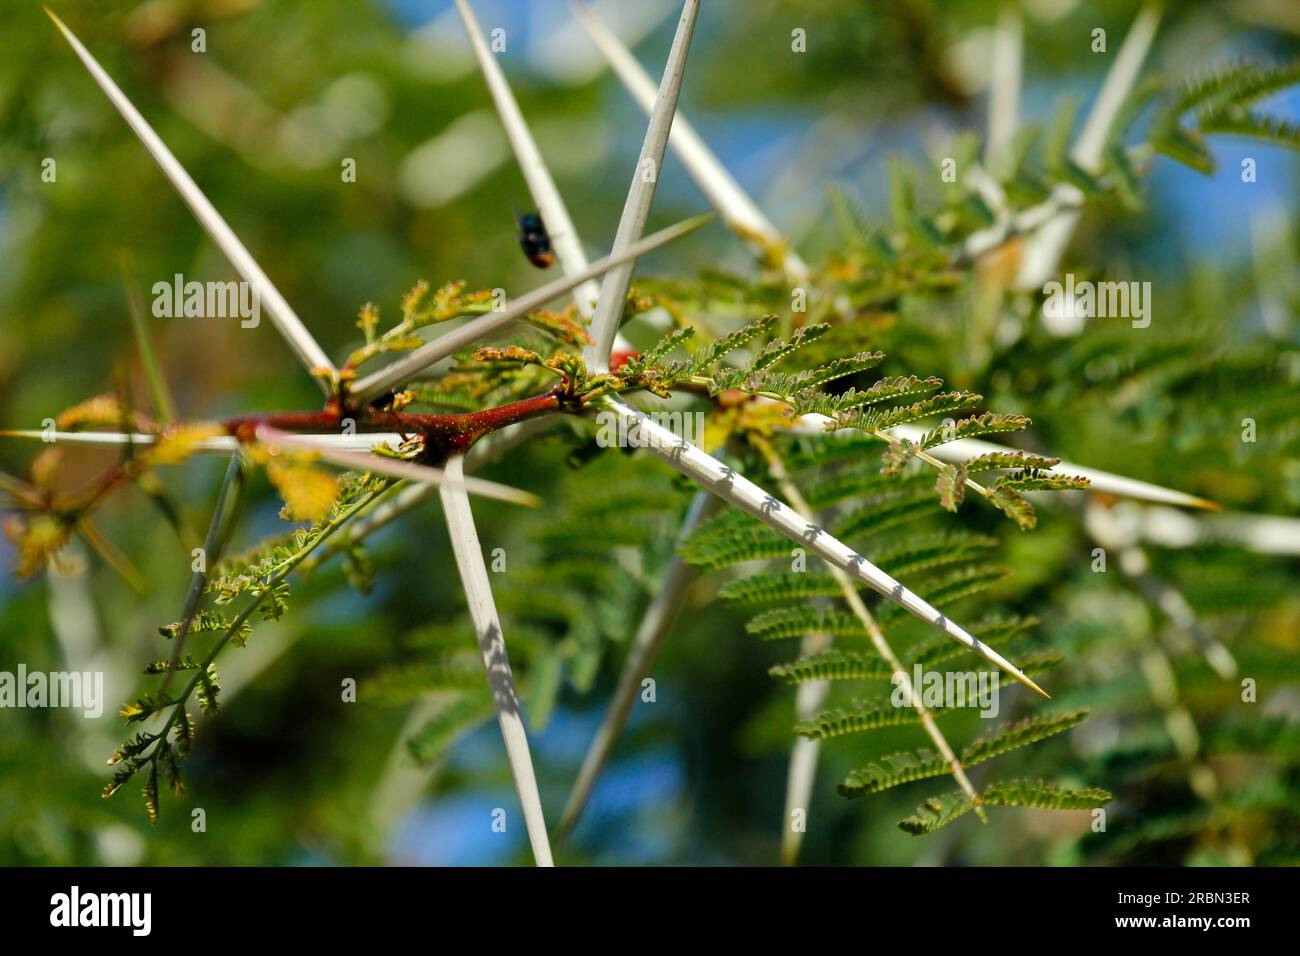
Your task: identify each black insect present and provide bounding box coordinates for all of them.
[516,211,555,269]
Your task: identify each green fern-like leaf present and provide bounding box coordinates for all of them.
[791,375,943,417]
[1167,61,1300,125]
[1200,110,1300,150]
[960,710,1090,765]
[839,749,951,798]
[829,487,939,540]
[876,565,1011,623]
[963,451,1061,472]
[906,614,1040,669]
[363,653,486,704]
[158,608,251,645]
[986,484,1037,531]
[897,790,975,834]
[679,513,788,569]
[785,352,887,391]
[1152,124,1214,174]
[142,764,160,826]
[752,324,831,372]
[769,648,892,684]
[797,654,1063,741]
[935,463,967,512]
[195,664,220,715]
[838,391,984,433]
[869,530,1000,577]
[899,779,1111,834]
[783,432,883,470]
[919,412,1031,449]
[746,606,865,641]
[795,697,928,740]
[1149,62,1300,173]
[993,470,1090,494]
[719,572,843,606]
[839,712,1090,798]
[803,469,929,510]
[630,327,696,370]
[687,316,777,373]
[982,778,1112,811]
[775,613,1044,686]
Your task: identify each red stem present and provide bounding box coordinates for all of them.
[223,392,566,460]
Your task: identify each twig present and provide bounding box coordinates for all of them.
[349,213,711,402]
[160,453,246,695]
[136,479,390,783]
[438,454,554,866]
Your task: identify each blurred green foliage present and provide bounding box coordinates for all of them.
[1,0,1298,865]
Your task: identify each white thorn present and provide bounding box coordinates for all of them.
[583,0,701,372]
[45,8,337,389]
[571,0,808,282]
[781,413,1218,511]
[438,455,554,866]
[1015,0,1165,290]
[600,399,1050,697]
[985,3,1023,174]
[253,426,541,508]
[455,0,601,318]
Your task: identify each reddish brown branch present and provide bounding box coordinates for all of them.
[222,391,568,462]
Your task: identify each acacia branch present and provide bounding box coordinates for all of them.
[349,214,710,403]
[112,479,391,808]
[596,398,1050,697]
[159,453,246,695]
[752,435,986,845]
